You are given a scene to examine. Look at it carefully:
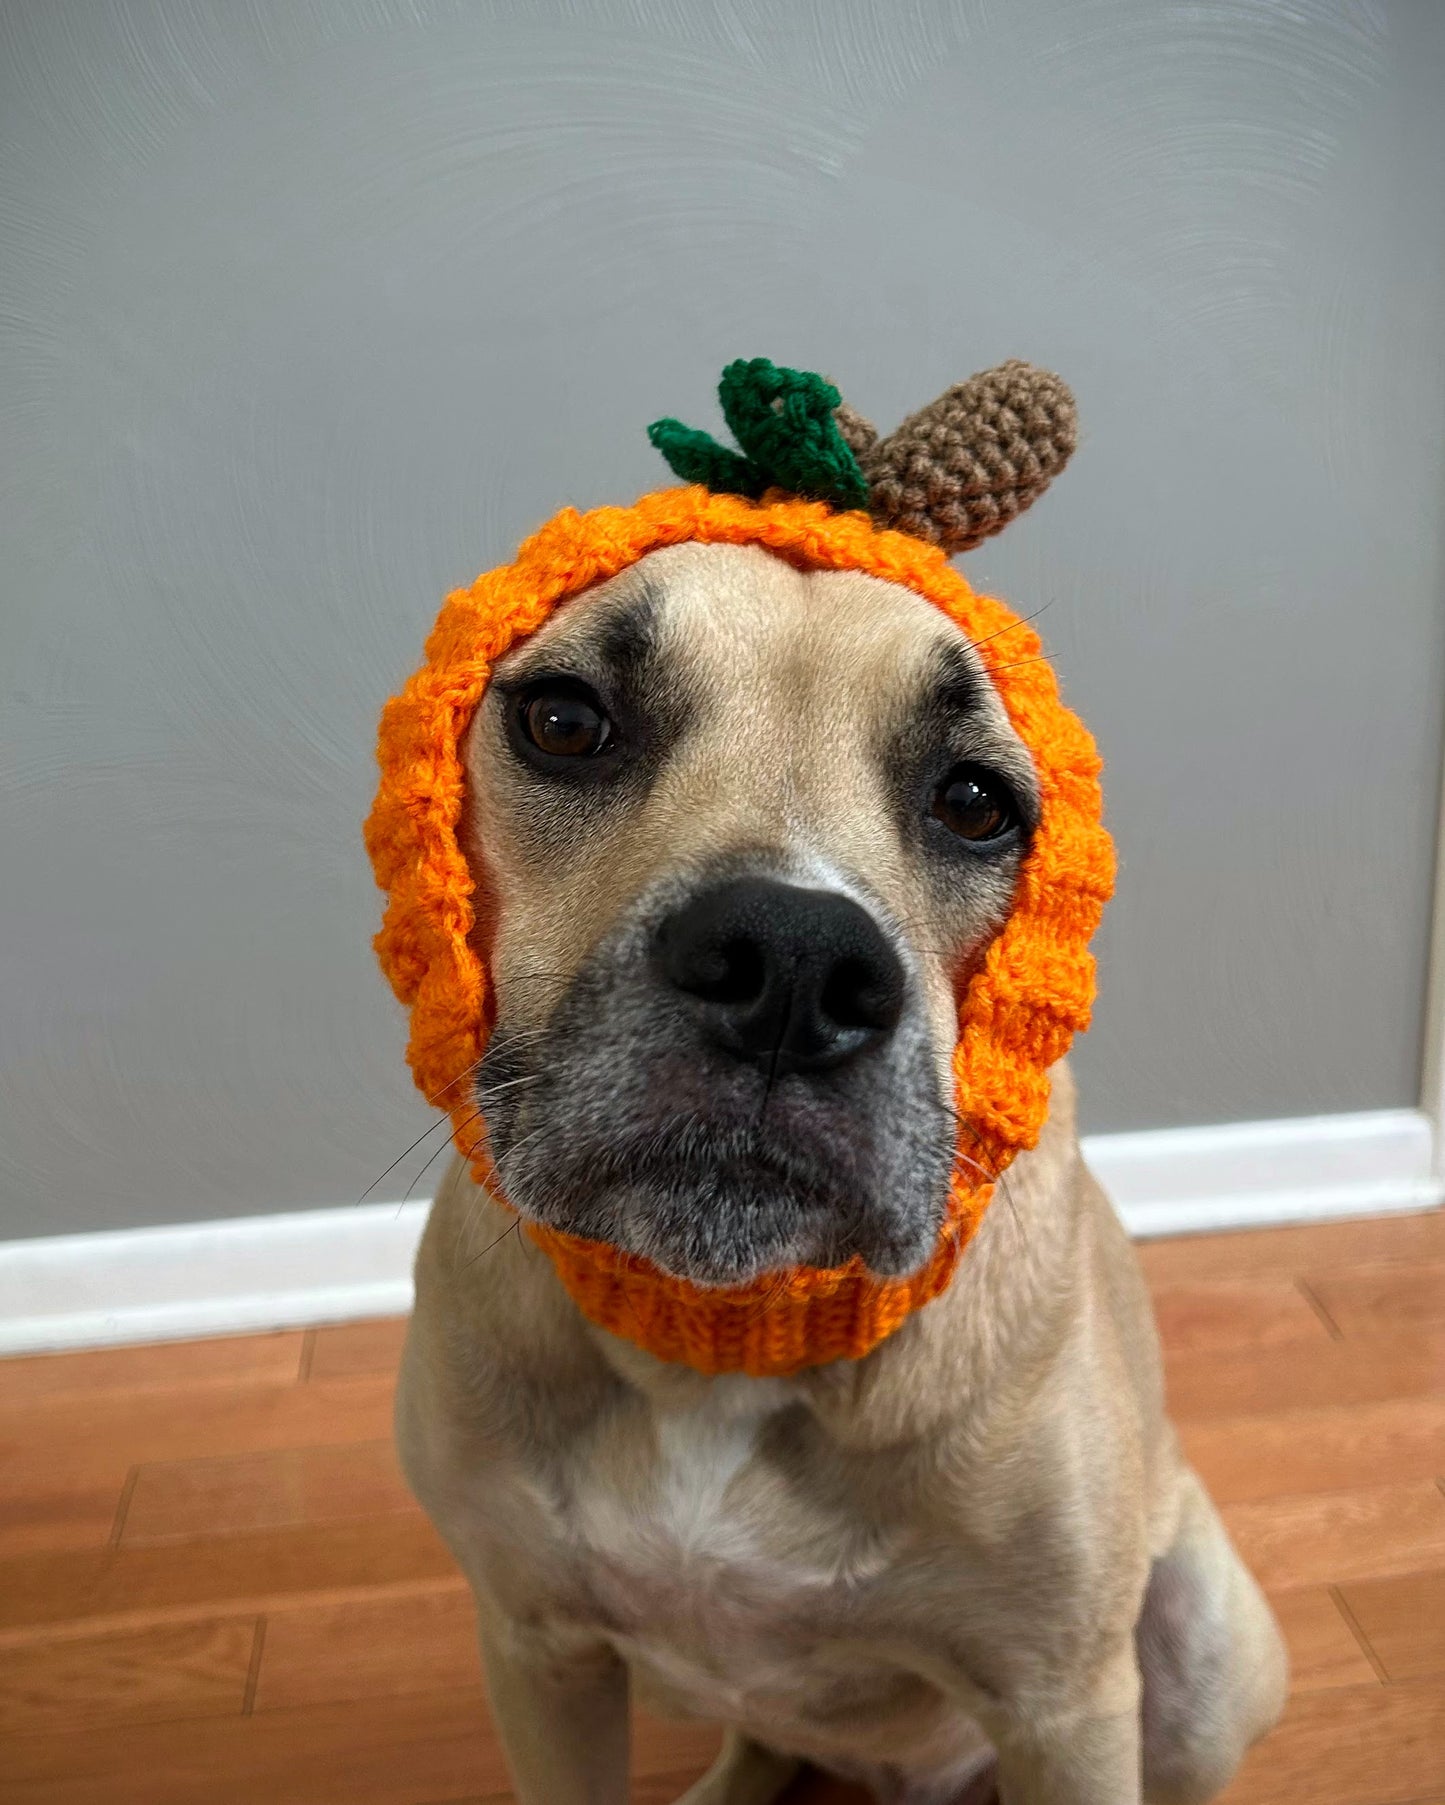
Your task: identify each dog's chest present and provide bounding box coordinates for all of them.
[559,1383,907,1724]
[572,1386,807,1580]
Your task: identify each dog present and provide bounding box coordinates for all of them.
[392,536,1287,1804]
[391,537,1284,1805]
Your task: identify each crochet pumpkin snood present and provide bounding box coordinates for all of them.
[365,359,1115,1378]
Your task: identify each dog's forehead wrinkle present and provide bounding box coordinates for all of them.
[494,541,1005,765]
[596,573,664,669]
[643,542,959,709]
[926,639,988,715]
[494,565,663,684]
[635,550,981,874]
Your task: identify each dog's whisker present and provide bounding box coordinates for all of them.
[735,1266,793,1330]
[472,1071,542,1102]
[361,1065,545,1212]
[936,1129,1032,1258]
[402,1110,483,1209]
[487,1120,555,1207]
[356,1110,465,1207]
[985,652,1057,676]
[414,1053,490,1110]
[994,1170,1031,1257]
[462,1212,523,1270]
[950,1147,995,1184]
[967,599,1053,655]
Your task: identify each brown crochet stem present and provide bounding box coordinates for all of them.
[836,361,1077,554]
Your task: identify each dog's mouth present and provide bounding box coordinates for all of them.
[479,1031,955,1288]
[501,1115,934,1286]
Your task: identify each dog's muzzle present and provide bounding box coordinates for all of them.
[476,871,953,1288]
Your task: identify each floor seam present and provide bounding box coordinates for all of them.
[107,1466,141,1547]
[241,1615,267,1716]
[1295,1277,1345,1341]
[1329,1584,1390,1686]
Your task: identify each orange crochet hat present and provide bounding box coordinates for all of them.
[366,360,1114,1377]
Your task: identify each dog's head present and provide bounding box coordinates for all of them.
[465,540,1040,1287]
[368,359,1109,1338]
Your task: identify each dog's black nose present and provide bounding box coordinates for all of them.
[657,877,905,1074]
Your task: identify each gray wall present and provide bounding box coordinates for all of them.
[4,0,1444,1239]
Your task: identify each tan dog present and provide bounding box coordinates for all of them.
[395,542,1287,1804]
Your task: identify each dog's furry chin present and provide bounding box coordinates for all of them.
[488,1112,949,1287]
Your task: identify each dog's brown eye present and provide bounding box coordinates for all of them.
[932,765,1017,842]
[519,687,612,758]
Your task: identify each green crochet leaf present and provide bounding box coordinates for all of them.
[646,360,870,510]
[718,359,869,510]
[646,418,768,499]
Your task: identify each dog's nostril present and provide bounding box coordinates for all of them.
[821,956,903,1034]
[681,936,768,1008]
[657,877,905,1075]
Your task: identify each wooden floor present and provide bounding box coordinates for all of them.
[1,1213,1443,1804]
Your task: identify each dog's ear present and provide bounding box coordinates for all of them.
[841,361,1077,554]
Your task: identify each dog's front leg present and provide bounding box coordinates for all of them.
[475,1596,629,1805]
[989,1645,1143,1805]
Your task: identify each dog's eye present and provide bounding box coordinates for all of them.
[931,765,1018,842]
[518,685,613,758]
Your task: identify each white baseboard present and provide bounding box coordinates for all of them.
[1089,1107,1441,1238]
[1,1109,1439,1356]
[0,1202,428,1357]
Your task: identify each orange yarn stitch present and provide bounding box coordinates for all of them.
[365,487,1114,1377]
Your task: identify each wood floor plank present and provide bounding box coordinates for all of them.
[0,1475,129,1560]
[0,1372,397,1503]
[0,1685,509,1804]
[412,1797,495,1805]
[1180,1398,1445,1504]
[1268,1587,1380,1692]
[1337,1569,1445,1682]
[1222,1482,1445,1591]
[0,1333,306,1400]
[1308,1263,1445,1338]
[633,1710,724,1784]
[1214,1679,1445,1804]
[305,1318,409,1382]
[1163,1325,1445,1421]
[1149,1277,1334,1355]
[0,1373,401,1575]
[121,1441,416,1544]
[1136,1210,1445,1286]
[0,1689,720,1804]
[0,1617,257,1734]
[255,1585,479,1711]
[0,1513,457,1642]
